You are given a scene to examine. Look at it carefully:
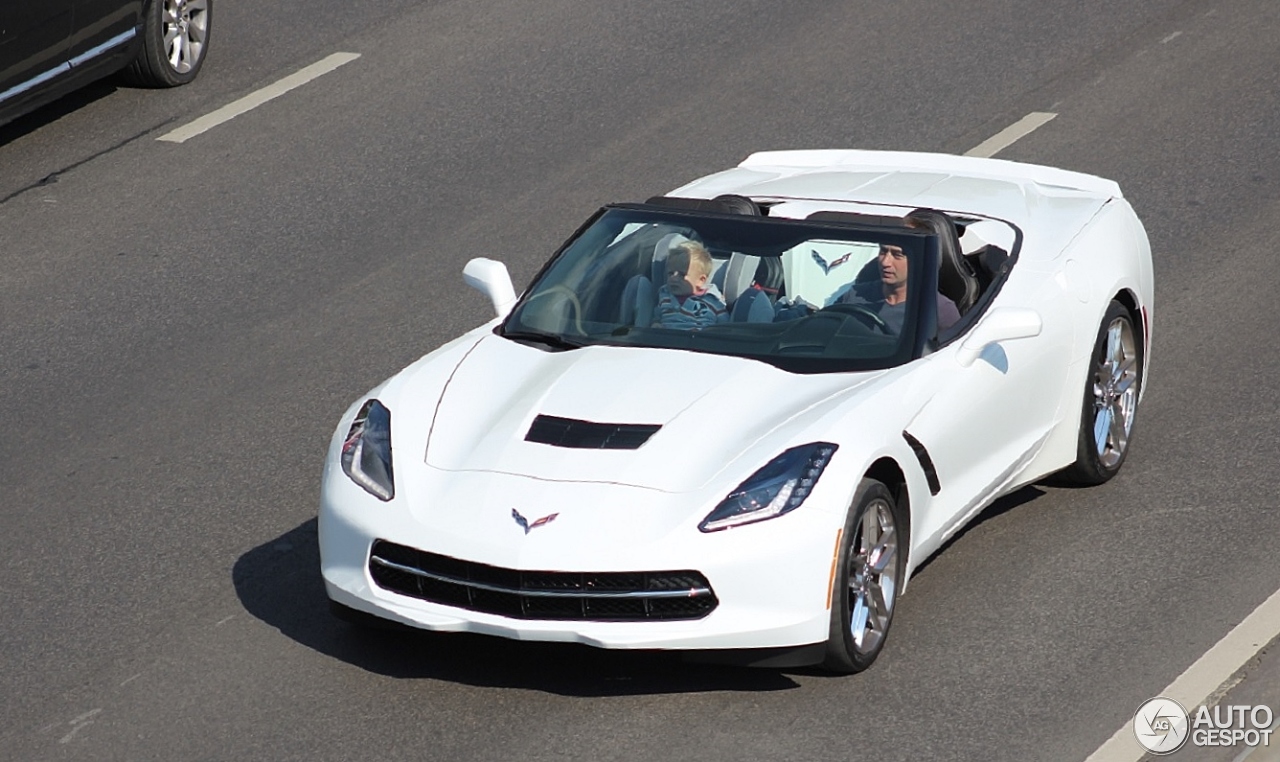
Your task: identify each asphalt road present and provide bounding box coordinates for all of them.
[2,1,1278,760]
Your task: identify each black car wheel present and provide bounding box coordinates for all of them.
[821,478,906,674]
[123,0,212,88]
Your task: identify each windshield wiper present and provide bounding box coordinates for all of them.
[500,329,586,351]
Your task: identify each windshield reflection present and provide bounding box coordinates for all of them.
[501,206,932,372]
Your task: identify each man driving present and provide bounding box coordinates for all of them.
[837,242,960,334]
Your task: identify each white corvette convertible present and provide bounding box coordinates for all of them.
[319,150,1152,673]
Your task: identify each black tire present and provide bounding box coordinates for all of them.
[122,0,212,88]
[821,478,907,674]
[1056,299,1144,486]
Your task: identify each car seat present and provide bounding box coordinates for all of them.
[716,253,776,322]
[906,208,981,313]
[730,287,776,322]
[620,232,689,326]
[834,209,982,315]
[624,194,764,325]
[733,256,788,321]
[958,219,1011,293]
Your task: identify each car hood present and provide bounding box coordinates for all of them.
[422,335,880,492]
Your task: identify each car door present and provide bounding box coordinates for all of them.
[903,285,1073,546]
[0,1,74,105]
[68,0,141,63]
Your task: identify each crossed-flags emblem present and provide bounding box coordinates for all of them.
[512,508,559,534]
[811,249,853,274]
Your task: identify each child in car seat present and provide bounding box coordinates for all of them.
[654,241,727,330]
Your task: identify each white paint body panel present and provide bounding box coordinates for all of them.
[319,150,1154,656]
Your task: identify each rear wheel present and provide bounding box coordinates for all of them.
[821,479,906,674]
[122,0,212,88]
[1058,300,1143,485]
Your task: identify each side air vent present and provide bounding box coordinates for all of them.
[903,431,941,495]
[525,414,660,449]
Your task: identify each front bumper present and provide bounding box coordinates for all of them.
[319,454,847,653]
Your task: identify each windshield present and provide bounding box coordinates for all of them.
[500,205,938,372]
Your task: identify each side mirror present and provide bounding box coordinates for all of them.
[955,307,1042,368]
[463,258,517,319]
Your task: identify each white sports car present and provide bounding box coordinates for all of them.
[319,150,1152,673]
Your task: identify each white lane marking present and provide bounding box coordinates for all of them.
[964,112,1057,158]
[1231,713,1279,761]
[215,614,235,626]
[1084,586,1280,762]
[59,724,91,744]
[58,708,102,744]
[1162,31,1183,43]
[1228,712,1280,758]
[157,52,361,143]
[119,672,142,687]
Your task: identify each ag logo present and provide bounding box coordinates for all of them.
[1133,697,1190,755]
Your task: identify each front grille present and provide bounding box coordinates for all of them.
[368,540,717,621]
[525,415,661,449]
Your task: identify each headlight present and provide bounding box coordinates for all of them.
[340,399,395,501]
[699,442,837,532]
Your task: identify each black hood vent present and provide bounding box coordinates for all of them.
[526,415,660,450]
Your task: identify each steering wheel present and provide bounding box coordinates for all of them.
[521,285,585,335]
[819,302,893,334]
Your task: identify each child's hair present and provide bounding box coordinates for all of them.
[675,241,713,279]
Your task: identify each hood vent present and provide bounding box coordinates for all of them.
[526,415,660,450]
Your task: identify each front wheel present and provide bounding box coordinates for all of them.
[1057,300,1143,485]
[821,478,907,674]
[122,0,212,88]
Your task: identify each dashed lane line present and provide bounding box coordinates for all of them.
[157,52,361,144]
[964,111,1057,158]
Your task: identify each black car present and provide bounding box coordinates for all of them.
[0,0,211,127]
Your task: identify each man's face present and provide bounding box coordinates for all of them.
[666,250,706,297]
[878,244,909,290]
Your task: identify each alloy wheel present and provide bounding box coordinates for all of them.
[1091,317,1139,469]
[162,0,209,74]
[847,497,899,656]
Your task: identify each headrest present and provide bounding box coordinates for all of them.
[902,208,959,241]
[651,232,691,283]
[644,194,762,216]
[720,253,761,305]
[958,219,1011,255]
[710,194,762,216]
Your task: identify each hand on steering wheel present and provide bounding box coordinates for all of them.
[819,302,893,334]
